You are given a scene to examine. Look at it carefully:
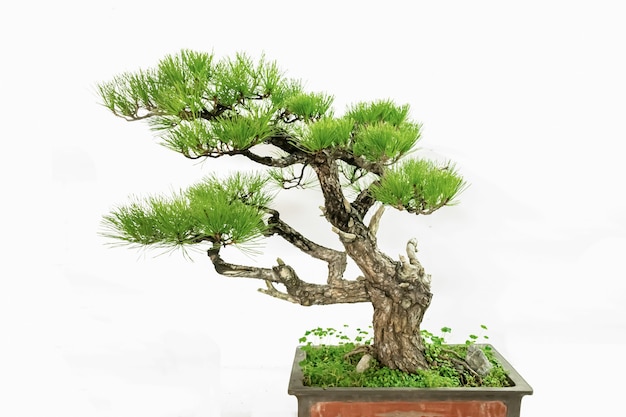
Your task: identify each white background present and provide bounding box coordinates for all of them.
[2,1,625,416]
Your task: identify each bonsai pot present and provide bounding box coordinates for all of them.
[288,345,532,417]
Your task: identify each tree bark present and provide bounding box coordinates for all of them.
[368,283,432,372]
[344,238,433,373]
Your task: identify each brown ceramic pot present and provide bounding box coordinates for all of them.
[288,345,532,417]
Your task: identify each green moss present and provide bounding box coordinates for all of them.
[300,343,511,388]
[298,326,511,389]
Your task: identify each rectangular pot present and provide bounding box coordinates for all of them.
[288,344,532,417]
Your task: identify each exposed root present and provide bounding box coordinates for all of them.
[343,344,376,360]
[439,348,483,384]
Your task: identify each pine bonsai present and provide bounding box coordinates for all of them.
[97,50,466,373]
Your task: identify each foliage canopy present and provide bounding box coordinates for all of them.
[98,49,466,252]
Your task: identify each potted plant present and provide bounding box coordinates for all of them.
[97,49,532,416]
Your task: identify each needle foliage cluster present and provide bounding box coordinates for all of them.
[97,50,466,252]
[102,173,272,250]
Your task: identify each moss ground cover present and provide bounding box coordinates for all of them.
[298,326,511,388]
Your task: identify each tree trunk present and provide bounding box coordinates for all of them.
[311,157,434,373]
[332,234,433,372]
[341,237,433,373]
[340,237,433,373]
[368,283,432,372]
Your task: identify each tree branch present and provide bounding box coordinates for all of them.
[265,210,347,285]
[335,150,385,176]
[352,186,378,218]
[240,148,307,167]
[206,248,369,305]
[201,132,309,167]
[368,205,385,239]
[311,153,353,229]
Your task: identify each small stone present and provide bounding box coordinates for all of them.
[356,354,373,373]
[466,344,493,376]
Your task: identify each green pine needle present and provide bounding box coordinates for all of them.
[101,173,273,250]
[370,160,467,213]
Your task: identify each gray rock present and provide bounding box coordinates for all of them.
[356,354,373,373]
[466,344,493,376]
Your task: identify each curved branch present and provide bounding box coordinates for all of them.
[311,153,353,229]
[117,112,161,122]
[210,131,309,167]
[206,248,369,305]
[176,142,306,166]
[267,132,306,155]
[198,102,233,121]
[240,149,307,167]
[260,280,299,303]
[368,205,385,239]
[265,210,347,285]
[273,163,311,189]
[335,150,385,176]
[207,248,278,281]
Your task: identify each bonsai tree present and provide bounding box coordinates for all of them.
[97,50,466,373]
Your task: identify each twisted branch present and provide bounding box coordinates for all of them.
[206,248,369,305]
[265,209,347,285]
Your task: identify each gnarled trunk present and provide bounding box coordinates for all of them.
[368,282,432,372]
[342,237,434,373]
[312,157,435,372]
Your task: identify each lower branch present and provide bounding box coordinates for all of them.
[207,248,369,306]
[266,210,347,285]
[260,280,299,303]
